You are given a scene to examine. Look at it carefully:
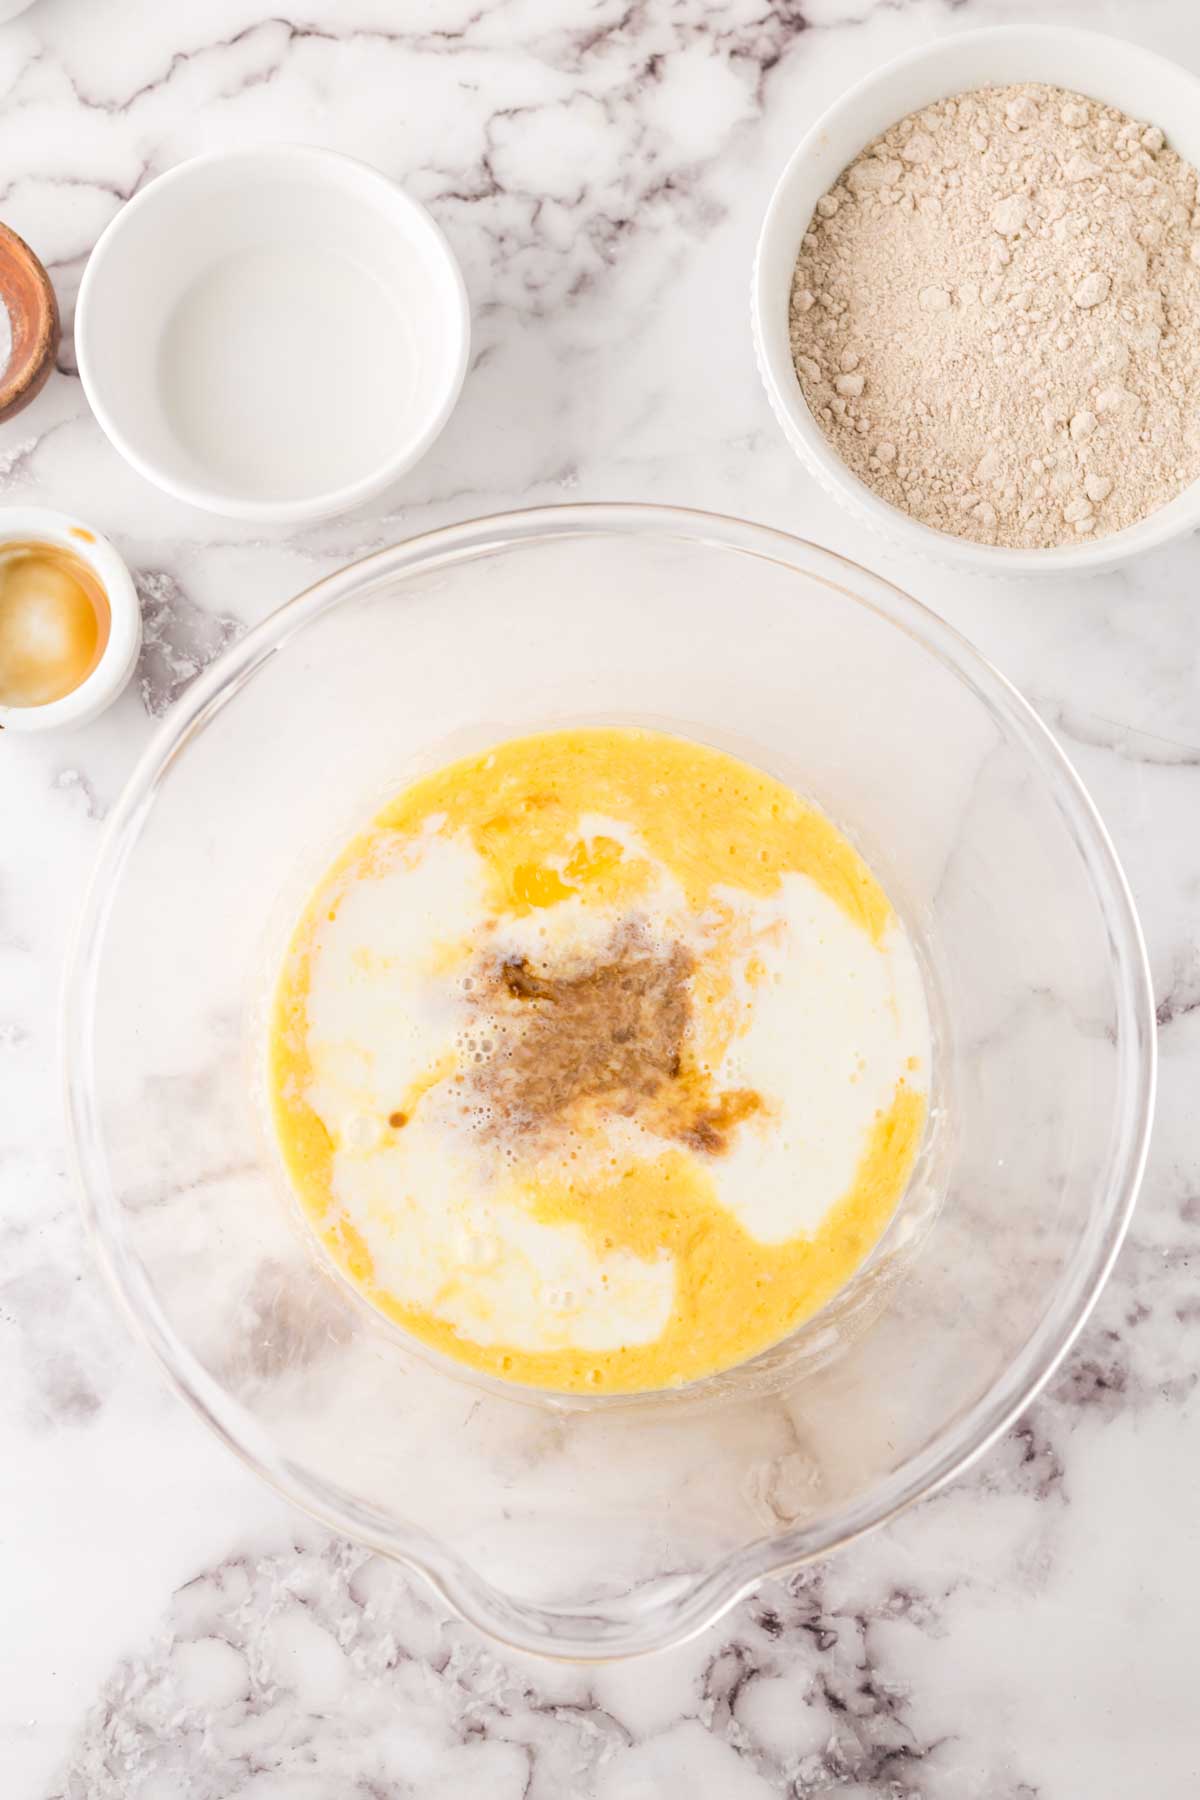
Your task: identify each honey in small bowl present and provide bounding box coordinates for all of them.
[0,539,111,708]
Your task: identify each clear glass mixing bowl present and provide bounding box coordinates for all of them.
[65,505,1155,1658]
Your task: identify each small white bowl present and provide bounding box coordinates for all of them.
[753,26,1200,575]
[0,507,141,733]
[76,146,470,525]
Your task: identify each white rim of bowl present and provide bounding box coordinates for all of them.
[752,25,1200,575]
[75,144,471,525]
[62,503,1157,1659]
[0,507,141,732]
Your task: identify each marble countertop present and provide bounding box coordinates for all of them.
[3,1,1199,1794]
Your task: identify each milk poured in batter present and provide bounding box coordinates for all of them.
[268,728,930,1393]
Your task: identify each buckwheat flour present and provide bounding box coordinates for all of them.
[788,83,1200,548]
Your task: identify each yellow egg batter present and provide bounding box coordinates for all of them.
[269,727,928,1394]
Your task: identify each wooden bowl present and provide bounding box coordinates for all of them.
[0,222,59,423]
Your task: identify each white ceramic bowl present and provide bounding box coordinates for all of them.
[0,507,140,733]
[753,26,1200,576]
[76,146,470,525]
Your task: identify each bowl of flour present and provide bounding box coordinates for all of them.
[753,26,1200,573]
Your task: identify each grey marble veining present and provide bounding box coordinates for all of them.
[3,0,1199,1794]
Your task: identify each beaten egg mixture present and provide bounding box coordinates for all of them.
[269,728,929,1393]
